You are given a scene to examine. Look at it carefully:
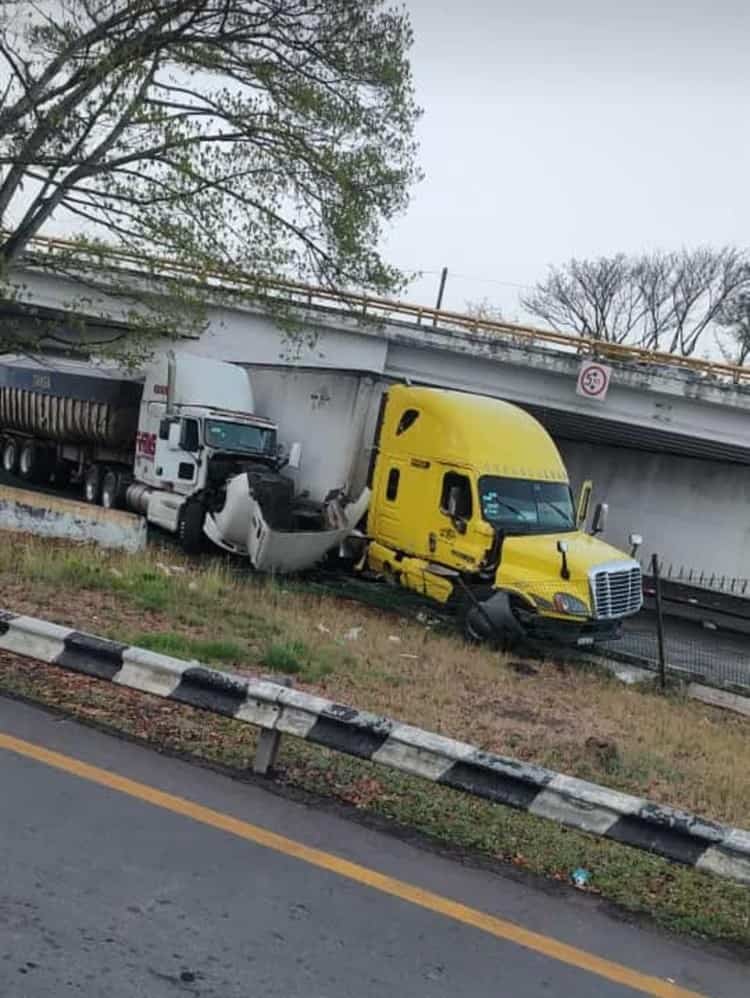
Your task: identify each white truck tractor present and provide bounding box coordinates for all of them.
[0,351,367,567]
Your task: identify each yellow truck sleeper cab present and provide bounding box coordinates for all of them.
[366,385,642,645]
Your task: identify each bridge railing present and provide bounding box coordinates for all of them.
[14,232,750,385]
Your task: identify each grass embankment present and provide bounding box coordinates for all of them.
[0,534,749,947]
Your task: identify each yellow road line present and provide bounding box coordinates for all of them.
[0,730,705,998]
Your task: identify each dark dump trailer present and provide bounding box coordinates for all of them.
[0,355,143,487]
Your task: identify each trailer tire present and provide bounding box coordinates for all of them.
[2,436,19,475]
[178,500,205,553]
[101,468,127,509]
[83,464,103,504]
[18,441,50,483]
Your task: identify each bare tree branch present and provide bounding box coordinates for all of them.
[716,285,750,366]
[522,248,750,357]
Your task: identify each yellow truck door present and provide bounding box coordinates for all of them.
[429,467,490,573]
[371,458,406,548]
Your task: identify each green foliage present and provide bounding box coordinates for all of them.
[261,638,335,682]
[129,631,247,667]
[261,639,312,675]
[0,0,422,360]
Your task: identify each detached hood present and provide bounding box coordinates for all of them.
[203,472,371,572]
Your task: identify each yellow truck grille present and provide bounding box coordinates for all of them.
[591,565,643,620]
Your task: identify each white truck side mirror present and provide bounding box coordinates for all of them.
[287,441,302,470]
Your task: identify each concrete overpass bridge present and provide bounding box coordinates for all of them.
[2,238,749,579]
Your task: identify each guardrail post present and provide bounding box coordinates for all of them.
[252,674,292,775]
[651,553,667,690]
[253,728,281,776]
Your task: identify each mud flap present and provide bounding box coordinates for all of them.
[465,590,525,643]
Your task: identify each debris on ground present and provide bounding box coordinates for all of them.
[343,626,363,641]
[388,635,401,643]
[571,868,591,889]
[415,610,443,628]
[316,623,331,634]
[155,561,187,577]
[510,660,539,677]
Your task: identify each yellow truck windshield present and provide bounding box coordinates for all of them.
[479,476,575,534]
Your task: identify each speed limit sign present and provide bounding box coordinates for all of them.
[576,360,612,401]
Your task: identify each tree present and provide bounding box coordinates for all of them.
[521,247,749,357]
[0,0,421,358]
[520,254,637,345]
[465,298,505,323]
[717,289,750,366]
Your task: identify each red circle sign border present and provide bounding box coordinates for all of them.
[578,363,609,397]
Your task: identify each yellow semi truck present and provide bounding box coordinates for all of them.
[361,384,642,645]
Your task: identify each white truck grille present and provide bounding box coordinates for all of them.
[591,564,643,620]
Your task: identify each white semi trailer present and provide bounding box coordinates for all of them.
[0,351,366,565]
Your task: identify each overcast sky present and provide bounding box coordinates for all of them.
[385,0,750,318]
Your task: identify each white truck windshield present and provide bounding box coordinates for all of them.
[204,419,276,456]
[479,476,576,534]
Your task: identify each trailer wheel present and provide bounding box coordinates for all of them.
[18,441,50,483]
[101,469,126,509]
[83,464,103,504]
[2,437,18,475]
[178,500,205,553]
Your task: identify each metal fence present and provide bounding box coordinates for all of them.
[599,555,750,694]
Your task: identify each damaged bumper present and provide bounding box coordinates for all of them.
[466,591,623,647]
[204,472,371,572]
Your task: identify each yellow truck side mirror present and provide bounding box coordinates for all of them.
[576,480,593,527]
[447,486,460,517]
[444,485,469,535]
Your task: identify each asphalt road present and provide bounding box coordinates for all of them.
[617,611,749,689]
[1,697,747,998]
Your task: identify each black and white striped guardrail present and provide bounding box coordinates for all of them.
[1,607,749,887]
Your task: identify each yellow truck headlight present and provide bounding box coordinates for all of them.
[553,592,589,616]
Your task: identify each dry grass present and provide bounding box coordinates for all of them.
[1,532,749,827]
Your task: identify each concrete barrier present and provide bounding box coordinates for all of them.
[0,484,146,552]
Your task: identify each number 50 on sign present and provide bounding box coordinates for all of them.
[576,360,612,401]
